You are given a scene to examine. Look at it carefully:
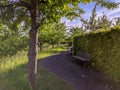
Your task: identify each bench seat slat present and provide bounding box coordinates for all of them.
[73,56,86,61]
[73,56,90,61]
[73,51,91,62]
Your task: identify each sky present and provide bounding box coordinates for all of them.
[62,0,120,28]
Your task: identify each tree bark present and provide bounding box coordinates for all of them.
[52,44,54,48]
[28,28,38,90]
[28,1,39,90]
[39,42,43,51]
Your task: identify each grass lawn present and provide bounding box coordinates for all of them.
[0,46,73,90]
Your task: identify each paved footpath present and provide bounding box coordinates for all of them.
[39,52,116,90]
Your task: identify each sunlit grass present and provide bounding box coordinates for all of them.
[0,51,29,90]
[0,51,27,73]
[0,46,72,90]
[38,46,66,59]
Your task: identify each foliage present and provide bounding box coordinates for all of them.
[38,23,66,48]
[81,3,97,31]
[69,27,85,36]
[0,22,29,56]
[66,27,85,46]
[96,13,112,30]
[0,0,118,30]
[0,0,88,28]
[0,35,28,56]
[81,3,113,32]
[114,17,120,26]
[73,26,120,84]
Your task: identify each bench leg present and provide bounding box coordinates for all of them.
[73,59,90,69]
[83,62,87,68]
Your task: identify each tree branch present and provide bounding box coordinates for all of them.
[0,3,13,7]
[0,1,30,9]
[19,0,31,8]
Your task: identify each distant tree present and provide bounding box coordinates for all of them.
[0,24,10,39]
[66,27,85,45]
[81,3,97,31]
[97,13,112,30]
[81,1,118,31]
[114,17,120,26]
[69,27,85,37]
[38,32,47,51]
[89,3,97,31]
[38,22,66,49]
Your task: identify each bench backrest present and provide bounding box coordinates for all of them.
[76,51,91,61]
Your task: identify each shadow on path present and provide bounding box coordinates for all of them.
[39,52,115,90]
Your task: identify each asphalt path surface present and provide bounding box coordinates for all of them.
[39,52,117,90]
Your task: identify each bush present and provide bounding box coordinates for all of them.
[73,26,120,83]
[0,36,28,56]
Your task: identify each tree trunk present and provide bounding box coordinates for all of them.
[52,44,54,48]
[39,42,43,51]
[28,1,39,90]
[28,28,38,90]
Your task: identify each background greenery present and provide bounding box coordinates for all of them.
[0,36,28,56]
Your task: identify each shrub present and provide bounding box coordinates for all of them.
[0,36,28,56]
[73,26,120,83]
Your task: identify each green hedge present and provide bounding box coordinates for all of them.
[73,26,120,83]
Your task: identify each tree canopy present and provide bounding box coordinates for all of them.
[38,22,66,50]
[0,0,118,28]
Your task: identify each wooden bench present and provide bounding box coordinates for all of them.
[73,51,91,67]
